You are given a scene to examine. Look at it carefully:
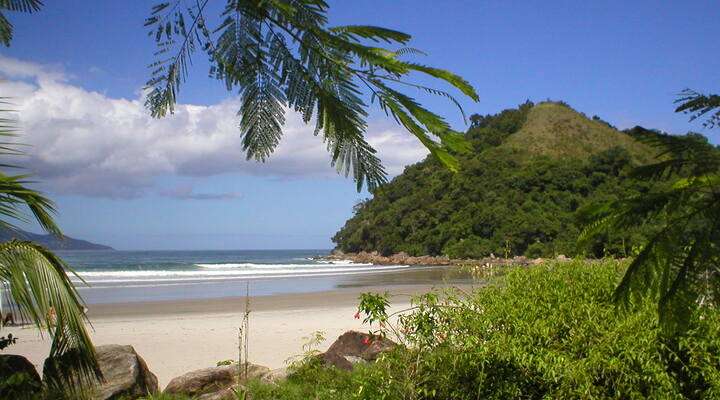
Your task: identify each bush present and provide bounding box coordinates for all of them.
[249,260,720,399]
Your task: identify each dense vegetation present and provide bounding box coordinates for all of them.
[239,260,720,399]
[333,101,686,259]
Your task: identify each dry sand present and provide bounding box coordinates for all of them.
[4,284,464,389]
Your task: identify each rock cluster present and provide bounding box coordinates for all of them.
[327,250,555,267]
[328,250,452,265]
[3,330,401,399]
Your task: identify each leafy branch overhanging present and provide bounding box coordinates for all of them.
[145,0,479,191]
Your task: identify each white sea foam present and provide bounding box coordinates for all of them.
[70,263,408,284]
[313,259,358,265]
[195,261,371,269]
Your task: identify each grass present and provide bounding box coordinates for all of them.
[503,102,657,162]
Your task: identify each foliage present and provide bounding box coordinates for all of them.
[582,123,720,335]
[246,356,355,400]
[247,260,720,399]
[144,0,478,191]
[675,89,720,128]
[284,330,325,367]
[138,394,192,400]
[334,101,668,258]
[0,0,42,46]
[0,102,100,397]
[0,371,42,400]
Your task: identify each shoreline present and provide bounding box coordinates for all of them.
[326,250,548,266]
[5,282,477,388]
[82,282,465,319]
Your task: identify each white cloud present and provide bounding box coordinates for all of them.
[0,56,429,198]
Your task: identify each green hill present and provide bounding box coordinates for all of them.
[503,102,655,162]
[0,227,114,250]
[332,101,666,258]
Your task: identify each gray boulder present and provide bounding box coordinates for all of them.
[0,354,42,399]
[260,367,288,384]
[196,384,245,400]
[165,363,268,399]
[44,344,158,400]
[320,331,396,370]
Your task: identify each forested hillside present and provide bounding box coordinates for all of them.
[333,101,682,258]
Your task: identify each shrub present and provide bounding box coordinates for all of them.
[249,260,720,399]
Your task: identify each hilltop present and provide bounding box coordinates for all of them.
[0,227,114,250]
[502,102,655,161]
[333,101,667,259]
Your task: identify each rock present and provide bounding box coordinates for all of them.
[197,384,246,400]
[94,345,158,399]
[43,344,158,400]
[260,367,288,384]
[0,354,42,399]
[320,351,353,371]
[320,331,396,370]
[345,356,368,365]
[165,363,268,399]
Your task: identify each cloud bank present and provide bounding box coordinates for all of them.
[0,56,428,198]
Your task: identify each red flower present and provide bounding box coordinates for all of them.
[354,311,360,319]
[362,337,370,345]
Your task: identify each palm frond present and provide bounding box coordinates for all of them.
[626,126,720,179]
[0,103,99,396]
[0,0,42,46]
[145,0,479,191]
[582,123,720,334]
[675,89,720,128]
[0,240,100,397]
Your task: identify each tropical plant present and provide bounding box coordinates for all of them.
[246,261,720,399]
[144,0,478,191]
[0,106,100,396]
[1,4,101,396]
[582,93,720,334]
[676,89,720,128]
[0,0,42,46]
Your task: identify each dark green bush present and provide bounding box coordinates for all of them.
[249,260,720,399]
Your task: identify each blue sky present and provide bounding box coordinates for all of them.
[0,1,718,250]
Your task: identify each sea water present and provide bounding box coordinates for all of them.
[55,249,465,304]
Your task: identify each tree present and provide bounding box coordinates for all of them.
[0,2,101,396]
[145,0,478,191]
[0,0,42,46]
[582,92,720,334]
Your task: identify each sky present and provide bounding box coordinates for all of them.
[0,1,718,250]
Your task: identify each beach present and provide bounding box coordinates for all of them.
[5,282,473,388]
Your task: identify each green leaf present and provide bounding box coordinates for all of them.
[405,63,479,101]
[330,25,411,44]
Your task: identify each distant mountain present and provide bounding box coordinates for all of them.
[0,227,114,250]
[332,101,676,259]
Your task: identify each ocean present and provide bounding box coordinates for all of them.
[57,249,469,304]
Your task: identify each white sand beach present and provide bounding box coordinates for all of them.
[3,286,437,389]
